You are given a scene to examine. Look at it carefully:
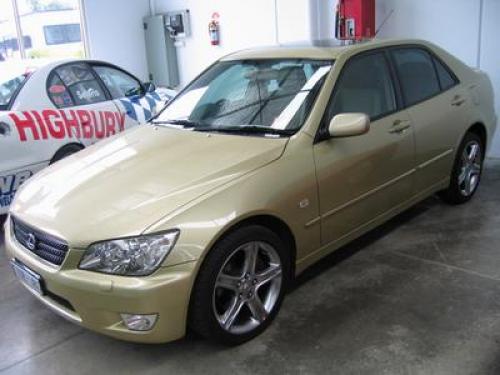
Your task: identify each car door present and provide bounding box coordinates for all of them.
[46,62,124,147]
[91,64,162,129]
[313,51,415,246]
[389,47,463,194]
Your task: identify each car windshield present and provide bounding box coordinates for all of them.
[0,73,29,110]
[154,59,333,136]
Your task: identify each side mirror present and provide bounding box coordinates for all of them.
[144,82,156,93]
[328,113,370,138]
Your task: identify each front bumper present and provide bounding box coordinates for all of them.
[4,218,196,343]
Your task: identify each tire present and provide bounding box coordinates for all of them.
[189,225,290,346]
[50,144,83,165]
[439,132,484,205]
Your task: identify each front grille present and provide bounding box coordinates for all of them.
[12,217,69,266]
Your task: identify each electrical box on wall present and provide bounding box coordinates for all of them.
[165,10,191,39]
[335,0,375,41]
[144,15,180,88]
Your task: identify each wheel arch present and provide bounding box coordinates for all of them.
[186,213,297,338]
[467,122,487,156]
[49,142,85,164]
[206,214,297,278]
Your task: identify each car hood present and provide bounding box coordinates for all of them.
[11,125,288,247]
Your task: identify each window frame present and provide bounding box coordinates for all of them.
[46,61,112,108]
[431,53,460,92]
[315,43,462,144]
[387,45,460,109]
[315,48,403,143]
[90,62,146,100]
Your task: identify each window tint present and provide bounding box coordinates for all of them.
[392,48,440,106]
[433,57,456,91]
[93,66,144,99]
[54,63,106,106]
[47,73,74,108]
[328,52,396,120]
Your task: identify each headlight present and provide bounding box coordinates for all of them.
[79,230,179,276]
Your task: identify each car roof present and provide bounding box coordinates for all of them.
[222,38,435,61]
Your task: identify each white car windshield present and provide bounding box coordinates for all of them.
[0,73,29,110]
[154,59,333,136]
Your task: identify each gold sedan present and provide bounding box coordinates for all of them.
[5,39,497,345]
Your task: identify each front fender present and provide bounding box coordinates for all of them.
[146,133,321,271]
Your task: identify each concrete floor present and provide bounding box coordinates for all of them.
[1,160,500,375]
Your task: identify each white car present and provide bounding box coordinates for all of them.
[0,59,175,215]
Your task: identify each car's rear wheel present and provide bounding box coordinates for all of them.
[439,132,484,204]
[50,144,84,164]
[189,225,290,345]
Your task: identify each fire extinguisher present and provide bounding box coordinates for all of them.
[209,12,220,45]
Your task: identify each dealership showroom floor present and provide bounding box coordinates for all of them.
[0,160,499,374]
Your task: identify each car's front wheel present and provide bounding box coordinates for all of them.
[189,225,290,345]
[439,131,484,204]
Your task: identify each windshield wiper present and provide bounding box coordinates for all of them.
[193,125,295,136]
[151,119,204,128]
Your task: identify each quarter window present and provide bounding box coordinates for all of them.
[391,48,440,106]
[47,73,74,108]
[433,57,457,91]
[328,52,397,120]
[93,66,144,99]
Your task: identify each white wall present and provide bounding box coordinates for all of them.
[82,0,150,80]
[153,0,318,86]
[374,0,499,156]
[480,0,500,157]
[81,0,499,155]
[318,0,499,157]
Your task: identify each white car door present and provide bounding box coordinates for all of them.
[91,64,168,128]
[46,62,126,147]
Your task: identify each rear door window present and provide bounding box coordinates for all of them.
[47,73,74,108]
[391,48,440,106]
[48,63,107,107]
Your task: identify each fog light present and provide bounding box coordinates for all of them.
[121,313,158,331]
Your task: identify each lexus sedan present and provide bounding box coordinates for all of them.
[5,39,497,345]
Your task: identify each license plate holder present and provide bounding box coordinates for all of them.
[10,260,45,296]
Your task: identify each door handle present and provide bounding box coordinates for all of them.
[389,119,411,134]
[451,95,466,106]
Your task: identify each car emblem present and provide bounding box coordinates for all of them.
[26,233,37,251]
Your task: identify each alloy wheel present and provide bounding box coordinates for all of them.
[458,140,482,197]
[212,241,282,335]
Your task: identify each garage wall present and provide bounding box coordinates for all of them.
[81,0,150,80]
[153,0,319,86]
[83,0,498,155]
[480,0,500,157]
[374,0,499,156]
[319,0,499,157]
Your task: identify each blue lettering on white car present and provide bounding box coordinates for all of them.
[0,170,33,208]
